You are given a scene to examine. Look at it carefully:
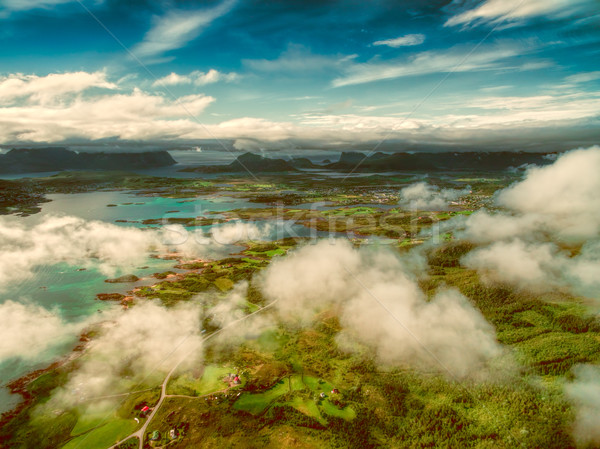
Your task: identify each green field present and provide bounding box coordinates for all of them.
[60,419,137,449]
[167,364,235,396]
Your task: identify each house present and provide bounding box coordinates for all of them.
[169,429,178,440]
[233,375,241,385]
[140,405,150,415]
[331,388,339,394]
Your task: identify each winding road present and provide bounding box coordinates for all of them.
[109,300,277,449]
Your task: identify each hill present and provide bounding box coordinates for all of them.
[180,152,298,173]
[0,148,176,173]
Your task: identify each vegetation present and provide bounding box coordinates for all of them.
[2,171,595,448]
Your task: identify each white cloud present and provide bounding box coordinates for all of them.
[457,146,600,299]
[0,70,597,148]
[152,72,192,86]
[373,33,425,48]
[260,240,503,378]
[51,301,204,404]
[244,44,355,73]
[0,0,78,13]
[152,69,238,87]
[565,71,600,84]
[445,0,592,28]
[495,146,600,240]
[0,300,82,362]
[332,40,534,87]
[210,221,271,245]
[0,215,165,289]
[0,71,116,104]
[462,239,564,289]
[399,182,471,210]
[565,365,600,447]
[133,0,236,59]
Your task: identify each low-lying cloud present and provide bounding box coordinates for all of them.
[51,301,204,406]
[260,239,502,378]
[0,215,274,291]
[456,146,600,300]
[565,364,600,447]
[0,300,82,363]
[0,215,162,289]
[399,182,471,210]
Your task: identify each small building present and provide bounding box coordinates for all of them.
[331,388,339,394]
[140,405,150,415]
[233,376,241,385]
[150,430,160,441]
[169,429,178,440]
[319,392,326,399]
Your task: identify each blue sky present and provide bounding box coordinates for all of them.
[0,0,599,151]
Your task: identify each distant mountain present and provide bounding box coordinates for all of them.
[181,152,298,173]
[0,147,176,173]
[324,151,555,171]
[179,150,556,175]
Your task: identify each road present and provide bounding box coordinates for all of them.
[109,300,277,449]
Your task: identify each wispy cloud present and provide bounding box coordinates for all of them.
[445,0,594,28]
[244,44,355,73]
[332,40,538,87]
[373,33,425,48]
[565,71,600,84]
[0,0,79,13]
[152,69,238,87]
[133,0,236,60]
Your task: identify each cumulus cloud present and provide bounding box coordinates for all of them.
[399,182,471,210]
[457,146,600,299]
[0,215,273,292]
[462,239,564,289]
[0,69,597,149]
[161,221,272,259]
[0,215,163,289]
[495,146,600,241]
[373,34,425,48]
[565,364,600,447]
[0,82,215,142]
[0,71,116,104]
[260,240,502,378]
[133,0,236,59]
[152,69,238,87]
[0,300,82,363]
[210,221,272,245]
[52,301,204,405]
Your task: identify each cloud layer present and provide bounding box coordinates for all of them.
[399,182,471,210]
[458,146,600,299]
[565,364,600,446]
[260,239,502,378]
[0,300,82,362]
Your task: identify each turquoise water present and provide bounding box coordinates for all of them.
[0,189,354,413]
[0,190,321,412]
[35,191,262,225]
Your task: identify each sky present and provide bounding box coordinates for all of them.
[0,0,599,152]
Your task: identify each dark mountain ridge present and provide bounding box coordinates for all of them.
[181,150,555,174]
[0,147,176,173]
